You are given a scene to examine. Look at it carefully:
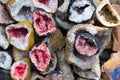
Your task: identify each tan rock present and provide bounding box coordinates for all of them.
[48,29,65,51]
[112,4,120,16]
[0,2,14,24]
[112,26,120,51]
[102,51,120,80]
[112,4,120,51]
[30,72,43,80]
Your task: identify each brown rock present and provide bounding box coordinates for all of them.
[48,29,65,51]
[110,0,120,5]
[30,72,43,80]
[102,51,120,80]
[112,4,120,16]
[112,4,120,51]
[13,47,28,61]
[112,26,120,51]
[0,2,14,24]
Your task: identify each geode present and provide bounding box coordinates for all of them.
[66,24,111,70]
[6,20,35,51]
[10,58,31,80]
[96,0,120,27]
[0,25,9,49]
[7,0,34,23]
[33,10,56,36]
[69,0,95,23]
[29,42,57,75]
[32,0,58,13]
[0,51,12,70]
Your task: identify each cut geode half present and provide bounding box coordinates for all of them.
[74,32,100,56]
[32,0,58,13]
[7,0,34,23]
[69,0,95,23]
[0,51,12,70]
[66,24,111,69]
[29,43,57,74]
[10,58,31,80]
[6,20,34,51]
[0,25,9,49]
[96,0,120,27]
[30,43,51,72]
[33,11,56,36]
